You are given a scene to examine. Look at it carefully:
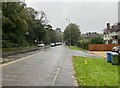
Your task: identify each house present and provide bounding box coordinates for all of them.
[82,32,101,41]
[103,22,120,44]
[103,23,112,44]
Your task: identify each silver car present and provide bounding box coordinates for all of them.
[50,43,55,47]
[38,43,45,47]
[112,46,120,53]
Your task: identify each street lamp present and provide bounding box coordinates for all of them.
[66,18,71,46]
[66,18,70,24]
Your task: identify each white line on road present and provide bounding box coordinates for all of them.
[0,51,44,67]
[52,57,64,86]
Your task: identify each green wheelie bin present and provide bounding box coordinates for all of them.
[111,52,119,65]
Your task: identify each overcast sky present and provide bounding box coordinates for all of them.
[25,0,119,33]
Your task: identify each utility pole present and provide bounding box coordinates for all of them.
[66,18,71,46]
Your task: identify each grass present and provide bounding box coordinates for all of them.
[68,46,87,51]
[2,46,37,53]
[72,56,119,86]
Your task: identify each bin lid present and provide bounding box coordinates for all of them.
[107,51,112,54]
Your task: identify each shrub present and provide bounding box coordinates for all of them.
[77,40,90,50]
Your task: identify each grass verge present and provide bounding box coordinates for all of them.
[2,46,37,53]
[72,56,118,86]
[68,46,87,51]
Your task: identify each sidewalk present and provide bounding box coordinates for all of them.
[88,51,107,58]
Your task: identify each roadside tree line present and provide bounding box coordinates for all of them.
[2,1,63,48]
[63,23,104,49]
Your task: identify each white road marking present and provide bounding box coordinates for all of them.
[0,51,44,67]
[52,58,64,86]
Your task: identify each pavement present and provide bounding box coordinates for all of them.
[88,51,107,58]
[2,45,102,86]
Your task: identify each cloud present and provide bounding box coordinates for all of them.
[26,1,118,33]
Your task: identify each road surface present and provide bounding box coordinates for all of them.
[2,45,101,86]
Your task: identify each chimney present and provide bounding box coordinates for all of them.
[107,23,110,30]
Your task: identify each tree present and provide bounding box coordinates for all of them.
[55,28,63,43]
[2,2,29,47]
[2,2,50,47]
[77,40,90,49]
[64,23,81,45]
[90,36,104,44]
[56,31,63,42]
[44,25,63,44]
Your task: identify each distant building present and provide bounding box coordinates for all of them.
[82,32,101,41]
[103,22,120,44]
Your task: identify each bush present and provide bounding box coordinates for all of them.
[77,40,90,50]
[90,36,104,44]
[2,40,15,48]
[2,38,28,48]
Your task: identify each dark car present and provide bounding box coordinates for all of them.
[112,46,120,53]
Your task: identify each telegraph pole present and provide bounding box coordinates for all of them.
[66,18,71,46]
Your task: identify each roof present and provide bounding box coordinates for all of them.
[103,22,120,33]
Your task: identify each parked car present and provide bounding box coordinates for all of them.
[58,42,62,45]
[118,50,120,54]
[55,42,59,46]
[112,46,120,53]
[38,43,45,47]
[50,43,55,47]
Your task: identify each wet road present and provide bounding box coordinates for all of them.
[2,45,101,86]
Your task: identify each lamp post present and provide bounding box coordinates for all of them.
[66,18,71,46]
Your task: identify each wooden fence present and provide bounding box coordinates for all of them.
[89,44,120,51]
